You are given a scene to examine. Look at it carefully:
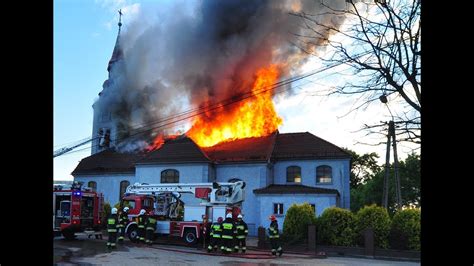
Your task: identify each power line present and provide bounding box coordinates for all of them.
[56,48,377,157]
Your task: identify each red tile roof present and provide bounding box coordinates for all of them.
[202,132,277,163]
[253,184,339,195]
[137,136,211,164]
[272,132,350,160]
[71,149,143,175]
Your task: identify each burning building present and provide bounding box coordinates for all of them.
[74,0,351,234]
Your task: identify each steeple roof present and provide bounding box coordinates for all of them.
[107,9,124,72]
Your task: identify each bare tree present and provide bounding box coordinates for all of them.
[291,0,421,145]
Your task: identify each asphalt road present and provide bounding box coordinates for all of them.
[54,235,420,266]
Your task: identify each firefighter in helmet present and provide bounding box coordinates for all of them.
[106,207,119,249]
[221,213,235,254]
[117,207,129,243]
[233,214,248,253]
[268,215,283,256]
[137,209,147,243]
[145,213,157,246]
[207,217,223,253]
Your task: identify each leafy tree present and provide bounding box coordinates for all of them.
[343,148,381,188]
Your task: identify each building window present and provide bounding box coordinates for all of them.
[317,165,332,184]
[310,204,316,214]
[98,128,111,148]
[273,203,284,215]
[87,181,97,192]
[286,166,301,183]
[161,169,179,183]
[119,180,130,199]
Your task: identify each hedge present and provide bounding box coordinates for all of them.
[283,203,317,241]
[355,204,391,249]
[318,207,357,246]
[390,208,420,251]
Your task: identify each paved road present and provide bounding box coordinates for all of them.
[54,235,420,266]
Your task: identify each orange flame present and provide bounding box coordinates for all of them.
[146,134,180,152]
[187,65,283,147]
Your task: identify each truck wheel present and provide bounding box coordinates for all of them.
[62,228,76,241]
[183,228,198,246]
[127,225,139,242]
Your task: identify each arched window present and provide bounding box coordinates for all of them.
[161,169,179,183]
[119,180,130,199]
[87,181,97,192]
[286,166,301,183]
[316,165,332,184]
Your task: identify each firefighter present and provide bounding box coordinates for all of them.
[207,217,223,253]
[137,209,147,244]
[234,214,248,253]
[117,207,129,243]
[221,213,235,254]
[145,213,157,246]
[268,215,283,257]
[106,207,119,249]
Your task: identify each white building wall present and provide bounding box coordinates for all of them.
[74,173,137,205]
[256,194,337,232]
[215,163,268,236]
[273,159,350,208]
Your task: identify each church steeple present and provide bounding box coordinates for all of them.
[107,9,124,72]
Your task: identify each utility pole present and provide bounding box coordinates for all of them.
[382,120,402,210]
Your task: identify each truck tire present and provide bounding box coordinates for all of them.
[62,228,76,241]
[183,228,198,246]
[127,225,139,242]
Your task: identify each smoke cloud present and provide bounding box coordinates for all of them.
[96,0,348,152]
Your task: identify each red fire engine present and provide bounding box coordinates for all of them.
[53,182,104,240]
[120,181,245,245]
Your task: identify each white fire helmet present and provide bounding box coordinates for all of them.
[139,209,146,215]
[226,213,232,219]
[237,214,243,219]
[111,208,118,215]
[123,207,129,212]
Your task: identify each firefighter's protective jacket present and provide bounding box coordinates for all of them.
[137,214,146,229]
[146,215,157,231]
[118,212,128,228]
[221,218,235,239]
[210,222,223,239]
[107,214,118,233]
[268,220,279,238]
[234,219,248,239]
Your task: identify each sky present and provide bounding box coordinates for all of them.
[54,0,419,181]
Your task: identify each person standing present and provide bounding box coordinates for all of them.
[221,213,235,254]
[233,214,248,253]
[268,215,283,257]
[106,207,119,249]
[145,214,157,246]
[117,207,129,243]
[207,217,223,253]
[137,209,147,244]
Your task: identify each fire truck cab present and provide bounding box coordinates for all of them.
[53,182,104,240]
[120,181,245,245]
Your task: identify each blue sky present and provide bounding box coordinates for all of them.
[54,0,418,181]
[54,0,120,180]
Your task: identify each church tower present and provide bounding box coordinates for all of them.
[91,10,124,155]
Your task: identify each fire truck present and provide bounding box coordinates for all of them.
[53,182,104,240]
[120,181,245,245]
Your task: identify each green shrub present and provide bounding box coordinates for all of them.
[318,207,357,246]
[389,208,420,251]
[283,203,317,240]
[355,204,391,249]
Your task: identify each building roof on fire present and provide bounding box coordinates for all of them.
[71,149,143,175]
[72,131,350,174]
[202,132,277,163]
[136,136,211,164]
[253,184,340,195]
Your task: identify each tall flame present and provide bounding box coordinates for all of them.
[187,65,283,147]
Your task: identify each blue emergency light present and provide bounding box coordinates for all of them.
[73,191,82,196]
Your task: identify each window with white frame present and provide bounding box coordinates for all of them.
[316,165,332,183]
[273,203,284,215]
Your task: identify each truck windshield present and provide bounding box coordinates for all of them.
[122,200,136,209]
[60,201,71,217]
